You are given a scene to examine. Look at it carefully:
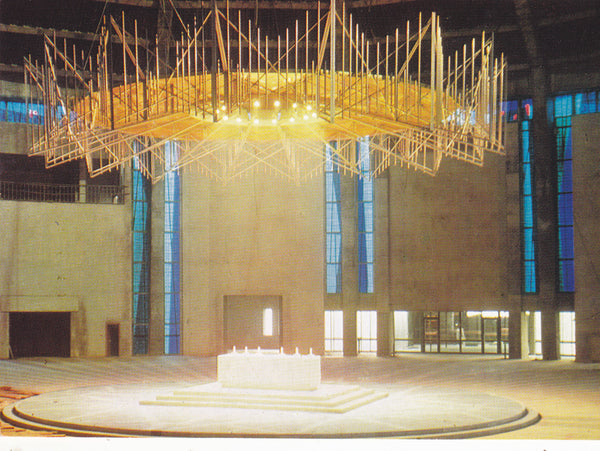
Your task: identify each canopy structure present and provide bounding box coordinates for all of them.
[24,0,505,183]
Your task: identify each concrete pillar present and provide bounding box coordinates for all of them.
[0,312,9,359]
[78,160,87,203]
[343,306,357,356]
[377,310,392,357]
[526,312,535,354]
[340,169,358,357]
[149,176,165,355]
[508,310,524,359]
[541,309,560,360]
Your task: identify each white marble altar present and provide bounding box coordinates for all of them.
[217,348,321,390]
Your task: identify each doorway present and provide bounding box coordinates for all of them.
[9,312,70,358]
[106,323,120,356]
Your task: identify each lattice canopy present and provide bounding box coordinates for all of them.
[24,0,505,183]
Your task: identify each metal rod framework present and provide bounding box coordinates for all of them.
[24,0,505,184]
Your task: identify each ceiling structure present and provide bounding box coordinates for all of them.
[1,0,599,182]
[20,1,503,182]
[1,0,599,77]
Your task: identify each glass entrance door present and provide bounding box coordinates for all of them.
[423,314,439,352]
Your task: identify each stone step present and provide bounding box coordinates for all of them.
[172,383,362,401]
[409,408,542,439]
[141,387,389,413]
[1,405,127,437]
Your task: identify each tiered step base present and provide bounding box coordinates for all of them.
[140,383,388,413]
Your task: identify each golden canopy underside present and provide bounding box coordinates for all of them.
[25,5,505,183]
[29,72,502,183]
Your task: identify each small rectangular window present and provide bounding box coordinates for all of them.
[263,308,273,336]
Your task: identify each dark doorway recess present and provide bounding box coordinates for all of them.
[106,323,119,356]
[9,312,70,358]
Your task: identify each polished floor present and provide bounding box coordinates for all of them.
[0,353,599,439]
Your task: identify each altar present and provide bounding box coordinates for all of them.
[217,348,320,391]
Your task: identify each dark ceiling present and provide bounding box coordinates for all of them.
[1,0,599,89]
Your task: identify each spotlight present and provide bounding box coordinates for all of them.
[311,112,317,118]
[223,115,229,121]
[221,105,227,111]
[303,115,308,120]
[307,105,312,111]
[271,118,277,124]
[290,117,295,122]
[253,100,260,108]
[253,118,259,125]
[292,103,298,109]
[274,100,281,108]
[236,117,242,123]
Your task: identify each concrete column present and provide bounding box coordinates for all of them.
[527,312,536,356]
[340,170,358,357]
[508,310,524,359]
[149,177,165,355]
[343,306,357,356]
[78,160,87,203]
[0,312,9,359]
[377,310,392,357]
[541,309,560,360]
[572,114,600,362]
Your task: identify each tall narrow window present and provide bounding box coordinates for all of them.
[559,311,576,358]
[132,141,151,354]
[548,90,600,292]
[325,144,342,293]
[357,138,374,293]
[324,310,343,354]
[164,141,181,354]
[550,95,575,292]
[357,310,377,353]
[503,99,537,293]
[520,99,537,293]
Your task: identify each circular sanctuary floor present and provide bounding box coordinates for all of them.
[2,381,540,438]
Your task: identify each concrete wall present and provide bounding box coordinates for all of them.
[181,172,324,356]
[573,113,600,362]
[0,200,131,358]
[388,152,509,312]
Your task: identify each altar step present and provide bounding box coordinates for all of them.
[140,383,388,413]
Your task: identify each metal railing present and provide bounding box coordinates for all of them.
[0,180,125,204]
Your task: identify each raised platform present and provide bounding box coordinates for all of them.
[2,382,540,438]
[141,382,387,413]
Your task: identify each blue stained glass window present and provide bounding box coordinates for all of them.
[327,234,342,263]
[559,260,575,292]
[523,262,536,293]
[523,229,535,260]
[518,99,537,293]
[164,141,181,354]
[574,91,598,115]
[502,100,519,123]
[132,141,151,354]
[357,138,374,294]
[523,99,533,120]
[549,89,600,292]
[0,99,45,125]
[325,144,342,293]
[555,95,572,117]
[551,94,575,292]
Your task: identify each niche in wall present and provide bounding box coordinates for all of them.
[224,295,282,351]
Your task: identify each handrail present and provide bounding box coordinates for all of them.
[0,180,126,204]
